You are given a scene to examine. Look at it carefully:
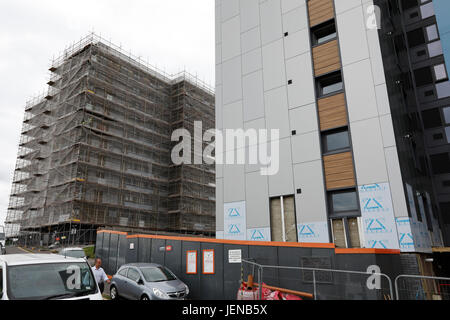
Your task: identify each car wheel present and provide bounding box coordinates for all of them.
[141,295,150,301]
[110,285,119,300]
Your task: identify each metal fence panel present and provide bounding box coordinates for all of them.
[395,275,450,300]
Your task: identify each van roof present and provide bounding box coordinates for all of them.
[0,254,87,266]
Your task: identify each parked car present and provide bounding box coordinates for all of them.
[58,247,87,260]
[110,263,189,300]
[48,241,61,250]
[0,254,103,300]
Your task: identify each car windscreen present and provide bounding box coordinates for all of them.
[140,267,177,282]
[64,250,86,259]
[7,262,97,300]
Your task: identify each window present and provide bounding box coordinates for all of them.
[402,0,418,11]
[430,153,450,174]
[311,20,336,45]
[446,127,450,143]
[118,268,128,277]
[441,202,450,224]
[414,66,434,86]
[127,268,141,282]
[328,189,361,248]
[270,196,297,242]
[322,129,350,153]
[407,28,425,47]
[316,71,343,97]
[422,108,442,129]
[329,190,360,217]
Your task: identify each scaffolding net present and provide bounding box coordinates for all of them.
[5,33,215,241]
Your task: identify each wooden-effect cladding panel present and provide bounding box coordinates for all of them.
[308,0,335,27]
[313,39,341,77]
[323,152,356,190]
[318,93,348,131]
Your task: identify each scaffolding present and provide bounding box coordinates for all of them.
[5,33,215,242]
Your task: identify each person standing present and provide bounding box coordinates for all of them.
[91,258,110,294]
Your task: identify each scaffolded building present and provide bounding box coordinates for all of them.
[5,34,215,243]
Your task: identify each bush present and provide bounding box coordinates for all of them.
[84,246,95,259]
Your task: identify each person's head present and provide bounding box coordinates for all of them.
[95,258,102,268]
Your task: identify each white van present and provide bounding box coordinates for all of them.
[0,254,103,300]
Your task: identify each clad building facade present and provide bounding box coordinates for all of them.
[215,0,449,253]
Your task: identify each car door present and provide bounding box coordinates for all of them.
[115,268,129,298]
[125,268,143,300]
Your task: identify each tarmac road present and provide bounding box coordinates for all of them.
[5,246,32,255]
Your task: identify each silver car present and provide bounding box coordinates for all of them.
[110,263,189,300]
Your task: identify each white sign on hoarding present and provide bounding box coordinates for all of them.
[228,249,242,264]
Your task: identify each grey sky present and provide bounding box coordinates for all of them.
[0,0,215,225]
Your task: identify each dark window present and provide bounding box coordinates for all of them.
[311,20,336,45]
[414,67,434,86]
[440,202,450,224]
[316,71,343,97]
[407,28,425,47]
[328,189,360,217]
[433,133,444,140]
[322,128,350,153]
[402,0,418,10]
[430,153,450,174]
[422,108,442,129]
[417,50,427,57]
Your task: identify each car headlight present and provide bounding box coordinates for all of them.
[185,285,190,296]
[152,288,168,299]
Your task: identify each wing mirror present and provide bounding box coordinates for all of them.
[137,278,144,285]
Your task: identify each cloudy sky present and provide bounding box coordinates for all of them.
[0,0,215,225]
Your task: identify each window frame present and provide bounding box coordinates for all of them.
[311,19,337,47]
[316,71,344,98]
[327,189,361,219]
[321,127,351,155]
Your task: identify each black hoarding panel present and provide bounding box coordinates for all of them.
[165,240,182,276]
[199,243,224,300]
[102,232,111,275]
[277,247,315,297]
[150,238,166,265]
[126,237,138,263]
[248,245,279,287]
[117,234,128,270]
[108,233,119,275]
[223,244,249,300]
[95,232,104,260]
[138,237,152,263]
[181,241,201,300]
